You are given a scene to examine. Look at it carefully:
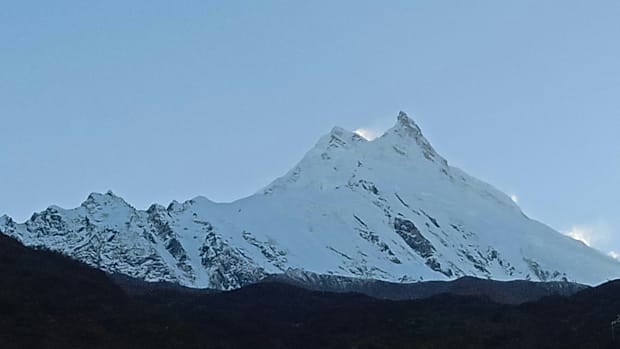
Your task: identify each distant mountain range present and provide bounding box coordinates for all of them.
[1,111,618,289]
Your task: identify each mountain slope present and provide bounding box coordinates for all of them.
[2,233,619,349]
[262,273,586,304]
[1,112,618,289]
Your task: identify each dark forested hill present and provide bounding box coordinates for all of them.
[1,234,620,349]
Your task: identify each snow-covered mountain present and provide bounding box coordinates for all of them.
[1,112,618,289]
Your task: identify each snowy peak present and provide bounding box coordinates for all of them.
[319,126,366,152]
[0,215,10,225]
[379,111,445,165]
[396,110,423,134]
[81,191,132,210]
[317,111,446,167]
[265,111,449,194]
[0,215,14,234]
[2,110,619,290]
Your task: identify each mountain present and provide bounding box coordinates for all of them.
[2,233,619,349]
[262,272,587,304]
[1,111,618,289]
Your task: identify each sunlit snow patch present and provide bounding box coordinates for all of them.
[565,226,592,246]
[354,128,379,140]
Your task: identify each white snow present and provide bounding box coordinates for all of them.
[1,111,618,288]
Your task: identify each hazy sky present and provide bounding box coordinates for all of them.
[1,1,619,256]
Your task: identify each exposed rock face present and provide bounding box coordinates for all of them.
[2,112,619,289]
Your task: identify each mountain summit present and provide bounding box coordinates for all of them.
[2,112,618,289]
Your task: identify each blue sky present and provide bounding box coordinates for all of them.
[1,1,619,255]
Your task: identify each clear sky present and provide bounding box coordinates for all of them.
[1,1,619,256]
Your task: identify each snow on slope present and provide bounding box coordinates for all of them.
[1,112,618,289]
